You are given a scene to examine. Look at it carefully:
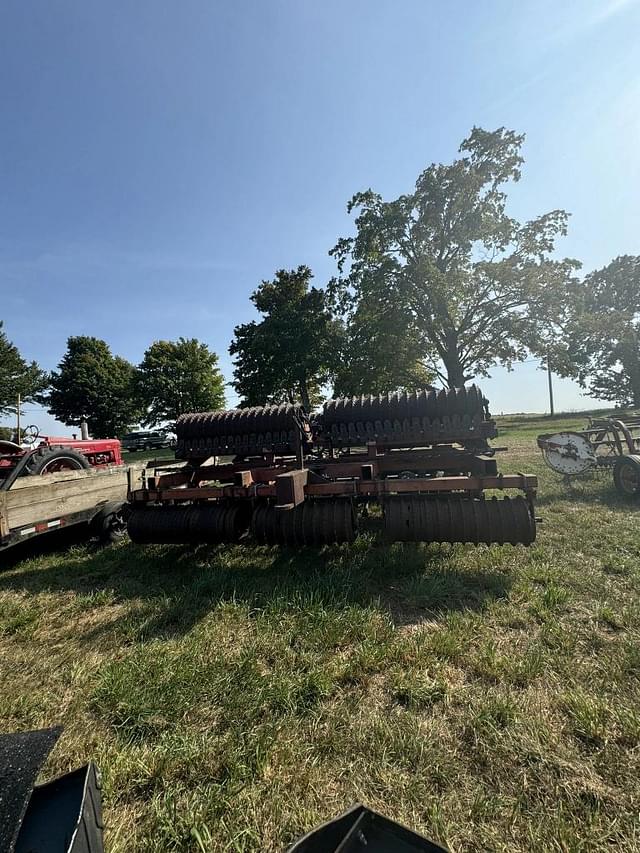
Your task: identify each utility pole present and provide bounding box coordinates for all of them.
[547,348,555,417]
[16,393,21,443]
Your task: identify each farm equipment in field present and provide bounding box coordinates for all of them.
[537,415,640,495]
[127,385,538,547]
[0,424,122,487]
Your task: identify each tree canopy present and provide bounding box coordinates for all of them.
[330,127,578,389]
[554,255,640,407]
[0,321,48,417]
[137,337,226,426]
[230,266,341,409]
[332,298,434,395]
[47,336,141,437]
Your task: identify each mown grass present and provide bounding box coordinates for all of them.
[1,413,640,851]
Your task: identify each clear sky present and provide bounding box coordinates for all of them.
[2,0,639,434]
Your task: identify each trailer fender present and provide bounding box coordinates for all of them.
[91,500,129,544]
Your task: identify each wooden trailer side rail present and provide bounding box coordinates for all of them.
[0,464,145,551]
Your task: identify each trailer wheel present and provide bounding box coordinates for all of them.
[93,501,129,544]
[613,455,640,496]
[25,446,91,476]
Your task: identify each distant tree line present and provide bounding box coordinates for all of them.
[0,331,225,438]
[2,126,639,437]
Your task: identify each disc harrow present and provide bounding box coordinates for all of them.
[323,386,485,422]
[176,403,310,458]
[383,495,535,545]
[128,385,537,549]
[319,385,495,448]
[252,499,355,546]
[128,504,249,544]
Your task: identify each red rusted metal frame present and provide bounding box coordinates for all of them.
[131,472,537,504]
[145,446,497,492]
[608,420,637,454]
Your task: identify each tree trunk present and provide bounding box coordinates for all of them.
[442,354,465,388]
[621,333,640,407]
[442,331,465,388]
[627,359,640,408]
[299,377,311,411]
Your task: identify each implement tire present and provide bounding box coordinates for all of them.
[613,455,640,497]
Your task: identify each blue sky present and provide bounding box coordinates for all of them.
[2,0,639,433]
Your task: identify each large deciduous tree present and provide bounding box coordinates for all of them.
[48,336,141,437]
[137,337,225,426]
[230,266,341,409]
[332,299,434,396]
[330,127,578,389]
[0,321,48,417]
[557,256,640,407]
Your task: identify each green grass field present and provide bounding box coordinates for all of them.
[2,413,639,852]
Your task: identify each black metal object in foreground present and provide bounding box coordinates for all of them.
[0,728,104,853]
[286,803,448,853]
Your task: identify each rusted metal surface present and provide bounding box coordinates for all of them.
[319,415,497,450]
[383,495,536,545]
[147,448,499,492]
[251,499,355,546]
[175,404,310,459]
[128,386,538,548]
[275,469,308,508]
[127,503,249,544]
[132,473,537,505]
[319,386,495,449]
[309,450,499,478]
[303,473,537,498]
[175,387,497,460]
[323,386,487,423]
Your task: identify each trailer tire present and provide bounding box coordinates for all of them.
[613,455,640,497]
[24,446,91,476]
[93,501,129,544]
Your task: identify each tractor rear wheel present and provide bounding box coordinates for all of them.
[613,455,640,496]
[24,446,91,476]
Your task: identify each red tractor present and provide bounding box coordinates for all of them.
[0,424,123,481]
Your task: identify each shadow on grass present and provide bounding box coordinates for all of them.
[534,477,640,511]
[0,535,512,640]
[0,524,94,569]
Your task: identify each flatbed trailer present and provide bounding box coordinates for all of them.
[0,464,142,553]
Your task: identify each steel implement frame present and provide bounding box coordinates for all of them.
[140,445,500,490]
[129,443,536,508]
[129,386,538,547]
[130,472,537,504]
